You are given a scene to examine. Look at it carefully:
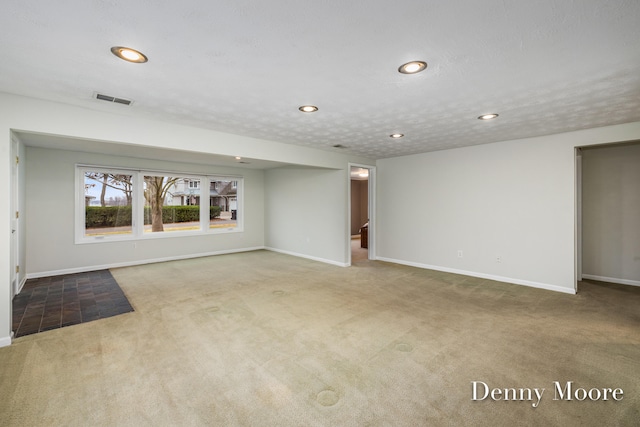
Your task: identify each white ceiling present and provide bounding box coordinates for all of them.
[2,0,640,160]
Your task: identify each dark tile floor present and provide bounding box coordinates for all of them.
[12,270,134,338]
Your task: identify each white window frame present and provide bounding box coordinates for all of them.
[76,165,243,244]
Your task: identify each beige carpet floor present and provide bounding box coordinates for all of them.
[1,250,639,426]
[351,237,369,263]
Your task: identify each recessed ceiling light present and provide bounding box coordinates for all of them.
[111,46,148,63]
[299,105,318,113]
[398,61,427,74]
[235,156,242,160]
[478,113,499,120]
[390,133,404,139]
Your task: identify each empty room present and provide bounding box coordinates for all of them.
[1,1,639,426]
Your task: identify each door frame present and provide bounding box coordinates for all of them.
[10,136,20,297]
[347,163,376,265]
[575,147,582,292]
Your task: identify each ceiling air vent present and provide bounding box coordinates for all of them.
[94,92,133,106]
[332,144,347,149]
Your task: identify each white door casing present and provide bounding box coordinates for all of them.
[10,137,20,297]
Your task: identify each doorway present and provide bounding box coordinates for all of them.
[349,164,375,264]
[577,140,640,291]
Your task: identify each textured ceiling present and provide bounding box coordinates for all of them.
[1,0,640,160]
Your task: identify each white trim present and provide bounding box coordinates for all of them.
[17,276,27,294]
[581,274,640,288]
[367,167,376,261]
[11,135,20,299]
[0,335,12,348]
[346,167,352,266]
[25,246,265,279]
[575,148,582,287]
[376,256,577,295]
[76,163,244,179]
[265,247,349,267]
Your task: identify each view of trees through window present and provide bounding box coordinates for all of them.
[84,172,133,237]
[81,168,240,241]
[143,175,190,233]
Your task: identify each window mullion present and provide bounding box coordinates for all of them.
[75,167,85,243]
[134,171,144,236]
[200,176,208,231]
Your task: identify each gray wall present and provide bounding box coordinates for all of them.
[25,146,266,276]
[376,125,640,294]
[582,143,640,285]
[264,167,348,266]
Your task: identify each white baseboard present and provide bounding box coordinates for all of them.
[18,276,27,293]
[25,247,266,279]
[376,256,576,295]
[0,335,12,348]
[265,247,349,267]
[581,274,640,288]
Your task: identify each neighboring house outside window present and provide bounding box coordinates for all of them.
[168,178,201,206]
[209,180,237,213]
[167,178,237,211]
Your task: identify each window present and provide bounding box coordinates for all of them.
[143,175,201,234]
[82,170,134,238]
[77,166,242,243]
[209,179,238,230]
